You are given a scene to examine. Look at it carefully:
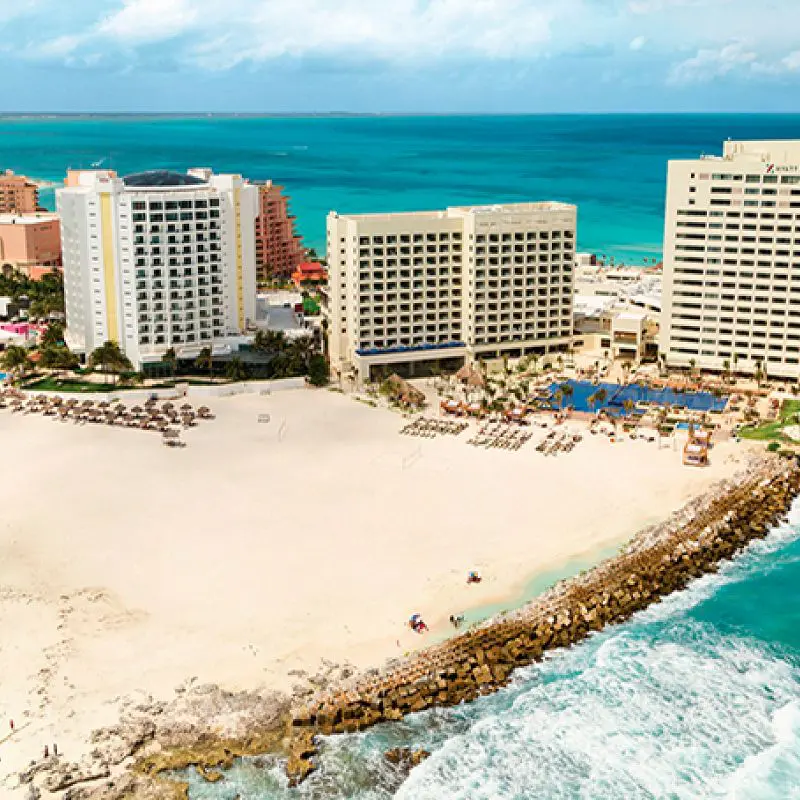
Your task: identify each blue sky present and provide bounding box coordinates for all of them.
[3,0,800,113]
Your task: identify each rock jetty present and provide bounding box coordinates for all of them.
[287,456,800,785]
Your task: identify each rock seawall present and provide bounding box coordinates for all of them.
[287,456,800,785]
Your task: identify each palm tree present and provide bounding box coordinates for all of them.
[754,360,764,387]
[722,358,731,385]
[163,347,177,380]
[40,322,64,349]
[287,335,317,373]
[321,318,330,362]
[88,341,132,385]
[688,358,697,377]
[225,357,249,382]
[554,389,564,410]
[39,346,78,370]
[623,398,635,416]
[254,329,287,353]
[595,387,608,409]
[1,344,32,376]
[559,381,574,409]
[195,347,214,381]
[587,392,597,414]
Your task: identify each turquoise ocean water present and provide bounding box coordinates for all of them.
[183,505,800,799]
[2,114,800,263]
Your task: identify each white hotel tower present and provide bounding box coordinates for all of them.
[324,202,576,382]
[58,169,258,370]
[661,140,800,379]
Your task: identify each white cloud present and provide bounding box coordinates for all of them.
[22,0,800,86]
[782,51,800,72]
[668,42,757,84]
[668,39,800,84]
[39,0,562,68]
[97,0,198,44]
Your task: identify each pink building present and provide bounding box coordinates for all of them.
[0,170,41,214]
[254,181,305,284]
[0,214,62,278]
[1,322,33,337]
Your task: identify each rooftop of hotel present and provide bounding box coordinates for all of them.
[329,201,575,222]
[122,170,208,188]
[0,212,59,225]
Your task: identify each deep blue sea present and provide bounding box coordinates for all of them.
[2,114,800,263]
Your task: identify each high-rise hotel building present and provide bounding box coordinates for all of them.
[58,169,258,369]
[661,140,800,379]
[323,203,576,381]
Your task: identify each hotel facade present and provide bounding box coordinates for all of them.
[58,169,258,370]
[323,203,576,381]
[661,140,800,379]
[253,181,306,283]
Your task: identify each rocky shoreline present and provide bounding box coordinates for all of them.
[286,454,800,785]
[17,455,800,799]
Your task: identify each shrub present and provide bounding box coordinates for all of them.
[308,354,330,387]
[766,441,781,453]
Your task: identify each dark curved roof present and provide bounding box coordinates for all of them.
[123,170,207,188]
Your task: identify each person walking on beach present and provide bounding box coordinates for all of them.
[9,719,13,732]
[53,743,58,757]
[44,745,49,759]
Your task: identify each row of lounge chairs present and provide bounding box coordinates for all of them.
[468,422,533,451]
[401,417,469,438]
[536,430,582,456]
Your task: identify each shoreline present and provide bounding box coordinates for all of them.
[285,454,800,785]
[426,542,622,645]
[0,389,751,797]
[28,452,788,800]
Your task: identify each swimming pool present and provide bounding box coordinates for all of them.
[546,380,728,415]
[0,372,7,382]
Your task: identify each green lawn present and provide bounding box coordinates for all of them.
[739,399,800,441]
[22,377,119,393]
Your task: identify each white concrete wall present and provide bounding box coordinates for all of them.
[22,377,307,403]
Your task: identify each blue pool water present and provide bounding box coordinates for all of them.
[0,372,7,382]
[546,380,728,415]
[183,504,800,799]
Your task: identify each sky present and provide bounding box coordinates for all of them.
[2,0,800,113]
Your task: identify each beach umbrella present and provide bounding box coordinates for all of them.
[180,403,192,411]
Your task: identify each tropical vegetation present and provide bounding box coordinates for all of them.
[88,340,133,384]
[739,399,800,442]
[0,270,65,319]
[1,344,33,375]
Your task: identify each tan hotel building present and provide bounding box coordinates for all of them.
[661,140,800,379]
[324,202,576,381]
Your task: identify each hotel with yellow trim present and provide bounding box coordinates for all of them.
[58,169,258,369]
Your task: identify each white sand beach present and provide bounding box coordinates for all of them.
[0,387,748,793]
